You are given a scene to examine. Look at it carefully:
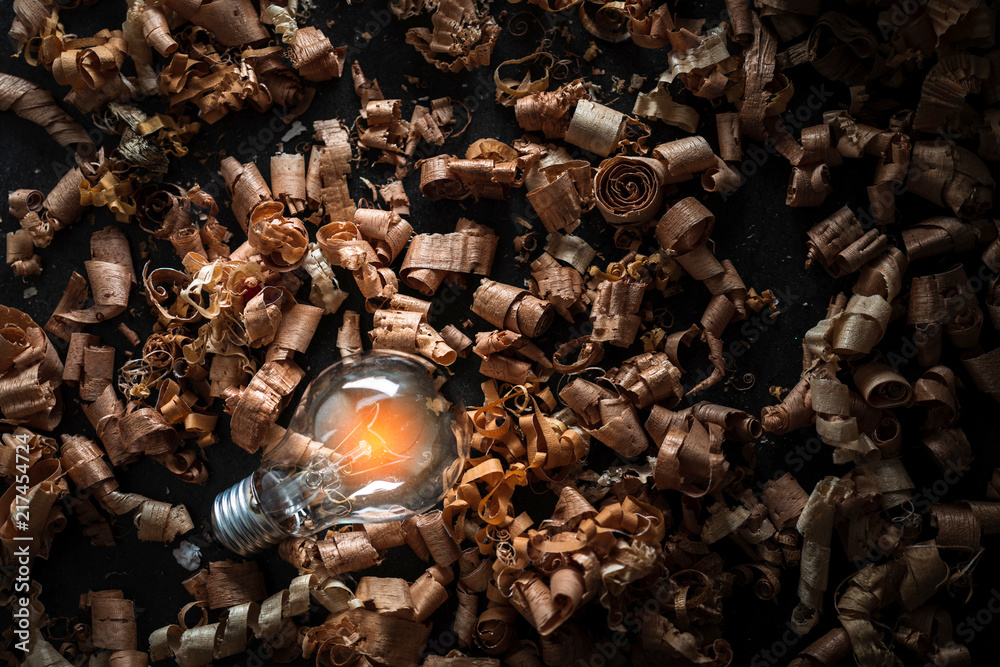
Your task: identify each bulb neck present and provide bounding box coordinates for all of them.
[211,475,286,556]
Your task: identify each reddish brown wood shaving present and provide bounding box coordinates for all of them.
[419,140,531,202]
[221,158,271,233]
[853,362,914,409]
[271,152,307,216]
[304,607,431,667]
[370,309,458,366]
[914,365,960,429]
[589,278,645,348]
[119,402,179,456]
[228,360,305,453]
[593,156,666,225]
[205,560,267,609]
[87,590,138,651]
[962,346,1000,404]
[908,141,994,218]
[805,205,889,277]
[530,254,589,321]
[402,219,497,295]
[80,344,115,402]
[902,216,983,261]
[515,80,590,139]
[737,14,777,141]
[440,325,474,358]
[652,412,728,497]
[655,197,751,391]
[688,402,763,441]
[337,310,363,357]
[9,3,1000,666]
[0,72,94,152]
[909,265,981,366]
[625,0,675,48]
[473,279,554,339]
[6,229,40,276]
[551,336,603,374]
[404,0,501,74]
[0,305,64,430]
[525,167,590,234]
[287,26,346,81]
[607,351,683,409]
[787,627,853,667]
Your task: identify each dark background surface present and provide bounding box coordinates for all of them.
[1,0,1000,664]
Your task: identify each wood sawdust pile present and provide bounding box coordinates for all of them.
[3,0,1000,666]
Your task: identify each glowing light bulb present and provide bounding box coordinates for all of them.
[211,351,470,556]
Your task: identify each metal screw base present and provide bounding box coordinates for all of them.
[211,475,285,556]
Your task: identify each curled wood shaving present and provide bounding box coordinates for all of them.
[370,309,458,366]
[302,243,348,314]
[0,305,64,430]
[633,81,700,133]
[793,476,851,635]
[544,231,596,274]
[228,360,305,453]
[915,365,960,429]
[531,254,589,321]
[419,139,533,201]
[287,26,346,81]
[402,219,497,295]
[62,433,193,543]
[625,0,674,48]
[86,590,137,651]
[651,411,728,497]
[853,362,913,409]
[473,279,554,339]
[151,573,317,665]
[907,140,994,219]
[525,158,593,234]
[9,0,56,48]
[0,72,93,153]
[593,156,665,225]
[909,264,981,365]
[805,206,888,278]
[494,50,553,106]
[902,216,982,262]
[248,201,309,272]
[590,278,645,348]
[6,229,41,276]
[737,13,778,141]
[515,80,589,138]
[565,100,633,157]
[43,29,129,91]
[405,0,501,73]
[656,198,750,392]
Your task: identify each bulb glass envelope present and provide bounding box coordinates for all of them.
[253,351,470,535]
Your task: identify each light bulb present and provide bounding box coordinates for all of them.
[211,351,470,556]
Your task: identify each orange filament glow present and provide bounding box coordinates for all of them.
[329,394,429,478]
